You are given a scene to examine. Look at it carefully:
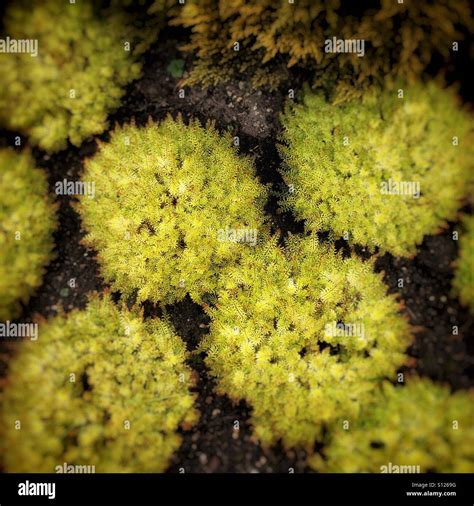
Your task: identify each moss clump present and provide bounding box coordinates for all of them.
[310,378,474,473]
[169,0,471,93]
[201,235,412,449]
[279,83,473,257]
[0,148,57,320]
[453,215,474,312]
[320,0,473,103]
[168,0,341,90]
[78,117,268,305]
[0,0,157,152]
[0,294,198,472]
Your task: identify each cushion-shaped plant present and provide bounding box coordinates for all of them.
[201,235,412,450]
[310,377,474,473]
[0,0,157,152]
[0,294,199,472]
[453,215,474,313]
[78,117,268,305]
[0,148,57,320]
[169,0,470,93]
[279,83,473,257]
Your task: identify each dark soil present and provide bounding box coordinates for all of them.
[1,29,473,473]
[376,229,474,391]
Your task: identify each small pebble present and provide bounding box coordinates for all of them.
[255,456,267,468]
[208,456,220,472]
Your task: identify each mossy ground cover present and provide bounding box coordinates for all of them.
[0,11,472,473]
[0,0,158,153]
[1,294,198,472]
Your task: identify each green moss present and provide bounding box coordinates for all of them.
[453,215,474,312]
[78,117,268,305]
[167,58,186,78]
[0,294,198,472]
[0,0,157,152]
[168,0,471,94]
[0,148,57,320]
[279,82,473,257]
[201,235,412,449]
[310,377,474,473]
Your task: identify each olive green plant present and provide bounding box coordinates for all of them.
[279,82,473,257]
[201,235,412,450]
[0,148,57,320]
[453,215,474,313]
[78,117,268,305]
[0,294,198,472]
[310,377,474,473]
[168,0,341,90]
[168,0,471,94]
[0,0,157,152]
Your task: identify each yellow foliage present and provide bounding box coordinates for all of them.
[0,294,198,472]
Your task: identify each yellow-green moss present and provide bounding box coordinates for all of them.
[201,235,412,450]
[0,0,157,152]
[279,82,473,257]
[78,117,268,305]
[453,215,474,313]
[0,294,198,472]
[310,377,474,473]
[0,148,57,320]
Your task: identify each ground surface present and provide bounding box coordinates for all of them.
[1,30,472,473]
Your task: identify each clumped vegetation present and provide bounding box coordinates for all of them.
[453,215,474,313]
[201,235,412,449]
[310,377,474,473]
[78,117,268,305]
[0,295,198,472]
[0,0,471,477]
[169,0,340,89]
[279,82,473,257]
[0,0,157,152]
[169,0,471,95]
[0,148,57,320]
